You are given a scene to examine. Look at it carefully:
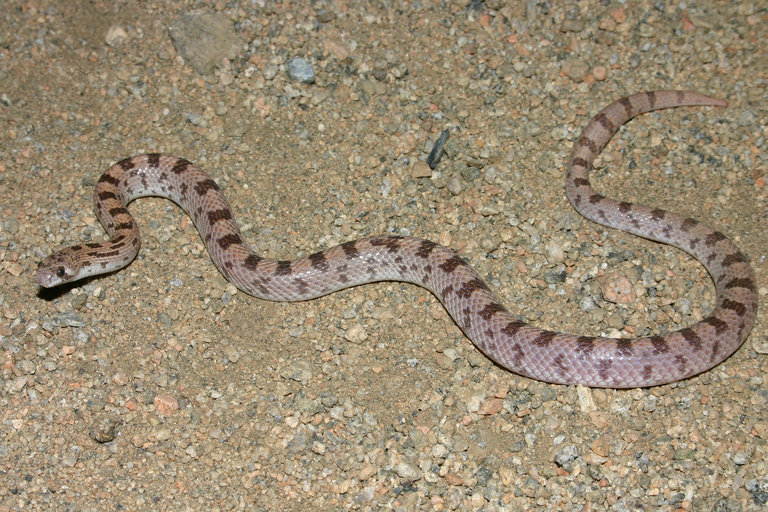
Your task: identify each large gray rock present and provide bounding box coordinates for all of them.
[169,13,241,75]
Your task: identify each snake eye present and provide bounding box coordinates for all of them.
[56,267,66,278]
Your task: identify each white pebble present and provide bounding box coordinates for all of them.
[344,323,368,343]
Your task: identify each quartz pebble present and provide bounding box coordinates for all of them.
[286,58,316,84]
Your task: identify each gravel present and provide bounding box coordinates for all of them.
[1,1,766,511]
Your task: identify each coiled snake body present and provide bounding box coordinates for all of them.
[36,91,758,388]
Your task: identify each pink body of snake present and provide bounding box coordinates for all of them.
[36,91,758,388]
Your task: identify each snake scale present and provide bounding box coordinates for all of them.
[36,91,758,388]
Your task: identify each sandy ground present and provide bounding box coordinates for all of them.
[1,1,766,510]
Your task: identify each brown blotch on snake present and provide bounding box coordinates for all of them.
[35,91,758,388]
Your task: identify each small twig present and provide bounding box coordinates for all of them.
[426,129,450,169]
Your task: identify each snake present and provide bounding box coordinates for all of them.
[36,91,758,388]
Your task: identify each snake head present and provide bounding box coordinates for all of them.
[35,249,83,288]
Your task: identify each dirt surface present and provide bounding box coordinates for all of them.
[1,1,767,510]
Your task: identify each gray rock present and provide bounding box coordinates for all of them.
[89,415,120,444]
[281,358,313,384]
[169,13,241,75]
[554,444,579,470]
[393,461,420,481]
[286,58,315,84]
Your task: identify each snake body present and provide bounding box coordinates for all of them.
[36,91,757,388]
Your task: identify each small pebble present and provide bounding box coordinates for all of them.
[598,272,636,304]
[394,462,420,481]
[105,25,128,47]
[344,323,368,343]
[411,161,433,178]
[280,358,314,385]
[153,393,179,415]
[554,445,580,471]
[286,58,315,84]
[89,416,120,443]
[61,446,80,467]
